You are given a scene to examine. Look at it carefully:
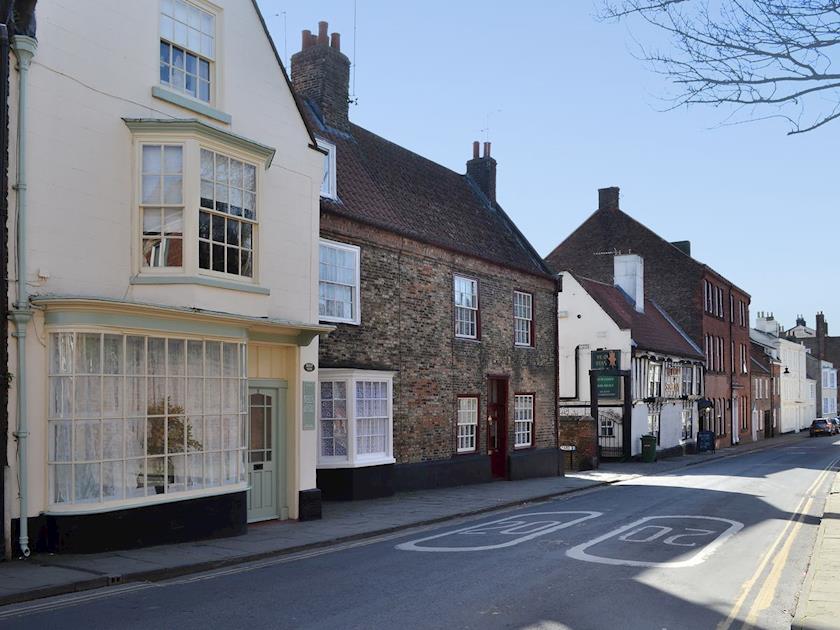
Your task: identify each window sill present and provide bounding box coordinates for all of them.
[455,336,481,343]
[320,316,360,326]
[45,483,247,515]
[317,456,396,469]
[514,344,535,350]
[131,274,270,295]
[151,86,232,124]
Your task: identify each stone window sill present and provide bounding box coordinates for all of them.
[131,274,270,295]
[151,86,232,124]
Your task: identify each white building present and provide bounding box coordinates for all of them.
[4,1,331,557]
[819,360,838,418]
[558,255,705,458]
[779,338,811,432]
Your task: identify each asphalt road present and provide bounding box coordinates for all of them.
[1,437,838,630]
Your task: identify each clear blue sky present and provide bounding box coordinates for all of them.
[258,0,838,334]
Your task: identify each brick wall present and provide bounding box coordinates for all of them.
[320,213,558,465]
[557,416,598,471]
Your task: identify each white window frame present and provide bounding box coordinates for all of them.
[513,394,535,449]
[681,408,693,441]
[454,275,479,340]
[316,138,337,200]
[513,290,533,347]
[46,329,248,513]
[317,369,395,468]
[318,238,361,325]
[456,396,479,453]
[647,362,662,398]
[159,0,219,106]
[130,130,266,289]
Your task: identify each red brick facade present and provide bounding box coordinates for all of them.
[545,188,753,448]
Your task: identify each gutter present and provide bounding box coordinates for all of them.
[8,33,36,558]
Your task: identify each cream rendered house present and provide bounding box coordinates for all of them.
[4,0,330,557]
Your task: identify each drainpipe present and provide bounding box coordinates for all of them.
[9,34,37,558]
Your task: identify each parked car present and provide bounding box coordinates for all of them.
[810,419,832,437]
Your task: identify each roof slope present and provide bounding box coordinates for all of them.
[545,206,749,297]
[578,276,704,360]
[307,107,552,277]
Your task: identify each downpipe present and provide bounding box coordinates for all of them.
[9,34,37,559]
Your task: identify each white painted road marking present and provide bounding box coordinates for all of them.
[566,515,743,568]
[395,511,602,552]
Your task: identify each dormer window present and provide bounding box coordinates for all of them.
[316,138,337,200]
[160,0,215,103]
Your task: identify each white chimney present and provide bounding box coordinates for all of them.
[614,254,644,313]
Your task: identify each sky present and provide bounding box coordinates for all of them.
[257,0,839,333]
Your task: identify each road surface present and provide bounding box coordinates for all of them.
[1,436,837,630]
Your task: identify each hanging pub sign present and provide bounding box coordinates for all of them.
[591,350,621,398]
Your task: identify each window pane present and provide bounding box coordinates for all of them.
[142,145,162,175]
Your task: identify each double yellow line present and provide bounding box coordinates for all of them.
[717,456,839,630]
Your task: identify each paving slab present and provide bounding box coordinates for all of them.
[792,467,840,630]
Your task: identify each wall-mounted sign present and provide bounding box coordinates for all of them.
[303,362,316,372]
[559,445,577,452]
[302,381,316,430]
[591,350,621,398]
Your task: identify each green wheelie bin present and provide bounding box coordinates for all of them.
[640,434,657,463]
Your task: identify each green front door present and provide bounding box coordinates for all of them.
[247,384,286,522]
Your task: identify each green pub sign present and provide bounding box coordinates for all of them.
[591,350,621,399]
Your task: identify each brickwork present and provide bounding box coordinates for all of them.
[320,213,558,465]
[557,416,598,471]
[290,24,350,132]
[544,193,753,446]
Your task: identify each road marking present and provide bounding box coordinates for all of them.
[716,455,840,630]
[395,511,602,552]
[566,516,743,568]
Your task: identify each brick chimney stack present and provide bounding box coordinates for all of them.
[817,311,828,358]
[291,21,351,131]
[466,141,497,203]
[598,187,620,211]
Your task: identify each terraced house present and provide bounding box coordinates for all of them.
[291,23,560,499]
[3,1,331,557]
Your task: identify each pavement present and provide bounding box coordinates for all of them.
[792,457,840,630]
[0,431,811,609]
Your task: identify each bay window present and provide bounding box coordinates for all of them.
[318,370,394,467]
[48,331,246,508]
[514,394,534,448]
[457,396,478,453]
[127,119,274,289]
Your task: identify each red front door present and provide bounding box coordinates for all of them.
[487,378,508,478]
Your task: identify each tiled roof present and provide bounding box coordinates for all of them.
[306,105,552,278]
[577,276,704,360]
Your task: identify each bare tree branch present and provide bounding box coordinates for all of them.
[599,0,840,134]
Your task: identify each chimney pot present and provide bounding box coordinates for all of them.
[472,141,480,159]
[483,141,491,158]
[598,187,620,211]
[292,21,351,131]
